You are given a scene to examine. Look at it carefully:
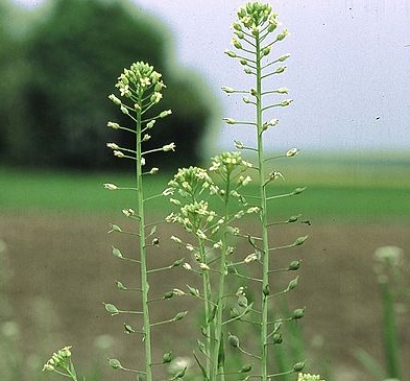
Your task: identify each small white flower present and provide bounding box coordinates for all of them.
[163,143,176,152]
[199,263,210,271]
[113,150,125,158]
[170,235,182,244]
[104,183,118,190]
[106,142,119,150]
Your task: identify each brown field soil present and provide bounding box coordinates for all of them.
[0,212,409,381]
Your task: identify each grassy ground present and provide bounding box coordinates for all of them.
[1,151,410,221]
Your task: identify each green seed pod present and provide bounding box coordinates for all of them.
[171,258,184,268]
[294,235,309,246]
[112,246,123,258]
[230,307,241,318]
[123,323,136,334]
[272,333,283,344]
[288,277,299,291]
[104,303,120,315]
[238,294,248,308]
[108,358,123,370]
[288,260,301,270]
[293,362,306,372]
[228,334,240,348]
[162,351,173,364]
[292,308,305,320]
[164,290,174,299]
[293,187,306,195]
[174,310,188,321]
[240,364,253,373]
[115,281,127,290]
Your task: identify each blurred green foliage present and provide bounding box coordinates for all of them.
[0,0,217,170]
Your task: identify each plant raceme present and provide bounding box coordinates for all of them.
[43,3,326,381]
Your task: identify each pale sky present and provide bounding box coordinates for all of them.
[13,0,410,154]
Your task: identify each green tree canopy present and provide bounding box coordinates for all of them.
[1,0,217,170]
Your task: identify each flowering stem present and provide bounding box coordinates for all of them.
[211,177,231,381]
[254,31,271,381]
[134,90,153,381]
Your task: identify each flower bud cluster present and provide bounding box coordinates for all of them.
[42,346,72,372]
[209,152,252,175]
[115,61,164,98]
[297,373,325,381]
[236,3,276,30]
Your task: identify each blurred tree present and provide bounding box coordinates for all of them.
[1,0,217,170]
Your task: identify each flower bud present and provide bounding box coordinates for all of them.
[276,29,289,41]
[232,22,242,31]
[223,117,236,125]
[232,38,242,49]
[107,122,120,129]
[277,53,291,62]
[222,86,235,93]
[120,105,129,115]
[104,183,118,190]
[224,50,237,58]
[106,142,119,150]
[286,148,299,157]
[146,120,156,129]
[274,66,286,74]
[150,92,163,104]
[113,150,125,158]
[159,110,172,118]
[277,87,289,94]
[163,143,176,152]
[280,99,292,106]
[108,94,121,105]
[262,46,271,56]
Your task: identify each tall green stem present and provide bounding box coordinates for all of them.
[136,93,153,381]
[255,32,270,381]
[211,175,230,381]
